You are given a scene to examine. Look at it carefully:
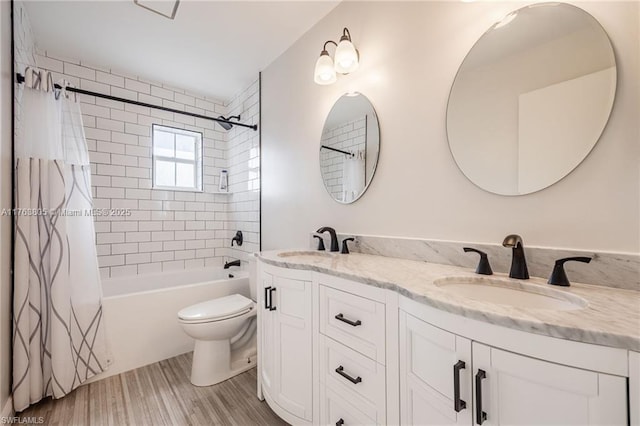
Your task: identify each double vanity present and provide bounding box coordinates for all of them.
[255,247,639,425]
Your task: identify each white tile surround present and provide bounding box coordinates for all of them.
[14,4,260,280]
[310,233,640,291]
[220,79,261,263]
[320,116,366,199]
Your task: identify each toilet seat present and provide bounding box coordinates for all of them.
[178,294,254,324]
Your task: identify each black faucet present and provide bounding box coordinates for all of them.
[224,259,241,269]
[316,227,339,252]
[502,234,529,279]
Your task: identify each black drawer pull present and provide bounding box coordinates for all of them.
[335,366,362,384]
[264,287,271,310]
[335,313,361,327]
[336,419,344,426]
[269,287,277,311]
[453,360,466,412]
[475,369,487,425]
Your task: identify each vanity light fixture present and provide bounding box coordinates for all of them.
[314,27,359,85]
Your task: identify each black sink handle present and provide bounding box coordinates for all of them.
[463,247,493,275]
[548,256,592,287]
[341,237,355,254]
[313,235,326,251]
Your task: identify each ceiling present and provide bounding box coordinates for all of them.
[25,1,339,101]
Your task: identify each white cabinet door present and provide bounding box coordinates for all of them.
[400,312,472,426]
[472,342,627,426]
[259,273,276,398]
[271,275,313,422]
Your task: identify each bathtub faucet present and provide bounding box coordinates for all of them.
[224,259,241,269]
[231,231,243,247]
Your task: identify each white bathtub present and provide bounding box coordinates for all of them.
[90,267,251,382]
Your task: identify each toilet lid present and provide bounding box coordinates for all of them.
[178,294,254,322]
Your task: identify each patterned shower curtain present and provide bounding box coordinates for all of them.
[13,69,110,412]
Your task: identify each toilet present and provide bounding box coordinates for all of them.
[178,293,257,386]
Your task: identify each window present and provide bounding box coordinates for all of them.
[152,125,203,191]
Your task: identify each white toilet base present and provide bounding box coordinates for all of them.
[190,339,257,387]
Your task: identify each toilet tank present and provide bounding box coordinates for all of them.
[247,255,257,302]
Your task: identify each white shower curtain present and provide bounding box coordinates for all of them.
[342,150,366,203]
[13,69,110,411]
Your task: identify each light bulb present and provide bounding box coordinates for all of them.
[314,52,337,85]
[334,39,359,74]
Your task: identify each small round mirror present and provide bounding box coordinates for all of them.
[320,93,380,203]
[447,3,616,195]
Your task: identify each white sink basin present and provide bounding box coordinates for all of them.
[277,251,335,259]
[434,277,587,311]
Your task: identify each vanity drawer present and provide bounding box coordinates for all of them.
[319,285,386,363]
[320,335,386,412]
[320,383,380,426]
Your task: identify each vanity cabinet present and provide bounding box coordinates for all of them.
[400,309,627,426]
[258,260,632,426]
[317,277,390,425]
[258,266,313,424]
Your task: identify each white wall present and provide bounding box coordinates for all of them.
[0,0,13,414]
[261,1,639,254]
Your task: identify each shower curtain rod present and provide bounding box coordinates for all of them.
[15,73,258,131]
[320,144,354,157]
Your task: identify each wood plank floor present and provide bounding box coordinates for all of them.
[19,353,288,426]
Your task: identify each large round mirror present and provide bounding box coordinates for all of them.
[447,3,616,195]
[320,93,380,203]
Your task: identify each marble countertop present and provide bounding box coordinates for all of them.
[257,250,640,351]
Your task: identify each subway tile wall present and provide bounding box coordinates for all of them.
[35,51,232,279]
[220,79,261,264]
[14,2,260,281]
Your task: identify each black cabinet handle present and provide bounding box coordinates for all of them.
[335,313,361,327]
[453,360,466,412]
[336,419,344,426]
[269,287,276,311]
[335,366,362,384]
[475,369,487,425]
[264,287,271,310]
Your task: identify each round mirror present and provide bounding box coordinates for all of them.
[320,93,380,203]
[447,3,616,195]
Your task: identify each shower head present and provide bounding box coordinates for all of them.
[217,115,241,131]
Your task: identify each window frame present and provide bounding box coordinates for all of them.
[151,124,204,192]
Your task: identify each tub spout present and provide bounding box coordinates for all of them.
[224,259,241,269]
